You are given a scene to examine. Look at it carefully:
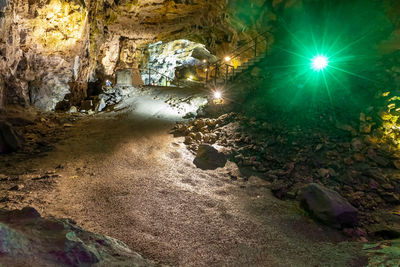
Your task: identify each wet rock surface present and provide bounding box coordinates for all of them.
[0,207,153,266]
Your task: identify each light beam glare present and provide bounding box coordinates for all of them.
[330,31,372,57]
[274,46,311,60]
[329,65,376,82]
[280,18,314,55]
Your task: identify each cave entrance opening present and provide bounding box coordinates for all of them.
[140,39,217,88]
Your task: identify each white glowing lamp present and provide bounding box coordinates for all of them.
[311,55,328,71]
[214,91,222,99]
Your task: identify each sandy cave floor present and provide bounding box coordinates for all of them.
[0,87,367,266]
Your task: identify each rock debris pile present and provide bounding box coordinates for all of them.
[173,110,400,237]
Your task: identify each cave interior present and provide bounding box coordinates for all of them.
[0,0,399,266]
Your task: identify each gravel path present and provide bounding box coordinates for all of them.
[4,89,366,266]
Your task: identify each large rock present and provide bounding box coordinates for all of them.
[0,207,153,266]
[193,144,227,170]
[0,121,21,153]
[300,183,358,228]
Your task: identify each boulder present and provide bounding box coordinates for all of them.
[193,144,227,170]
[0,121,21,153]
[300,183,358,228]
[0,207,153,266]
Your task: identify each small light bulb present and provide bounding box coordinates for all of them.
[214,91,222,99]
[203,59,207,63]
[311,55,328,71]
[225,56,231,62]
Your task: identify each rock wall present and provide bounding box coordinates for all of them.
[0,0,89,111]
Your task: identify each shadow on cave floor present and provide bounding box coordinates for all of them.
[0,88,367,266]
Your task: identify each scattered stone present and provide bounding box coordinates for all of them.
[176,110,400,228]
[183,112,196,119]
[0,197,10,202]
[351,138,365,151]
[270,180,288,199]
[69,106,78,113]
[300,183,358,228]
[359,123,372,134]
[9,184,24,191]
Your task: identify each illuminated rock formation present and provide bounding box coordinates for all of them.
[0,0,273,111]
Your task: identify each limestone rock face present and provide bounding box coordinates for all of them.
[0,207,153,266]
[300,183,359,229]
[0,0,88,111]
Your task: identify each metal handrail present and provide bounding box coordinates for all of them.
[139,67,178,87]
[138,29,270,87]
[206,29,271,69]
[205,30,270,85]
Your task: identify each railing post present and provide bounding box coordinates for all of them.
[225,64,229,84]
[148,67,151,85]
[214,64,218,85]
[205,65,209,84]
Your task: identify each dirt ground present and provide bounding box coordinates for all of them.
[0,89,367,266]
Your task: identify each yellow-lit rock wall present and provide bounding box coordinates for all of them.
[0,0,90,110]
[0,0,277,110]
